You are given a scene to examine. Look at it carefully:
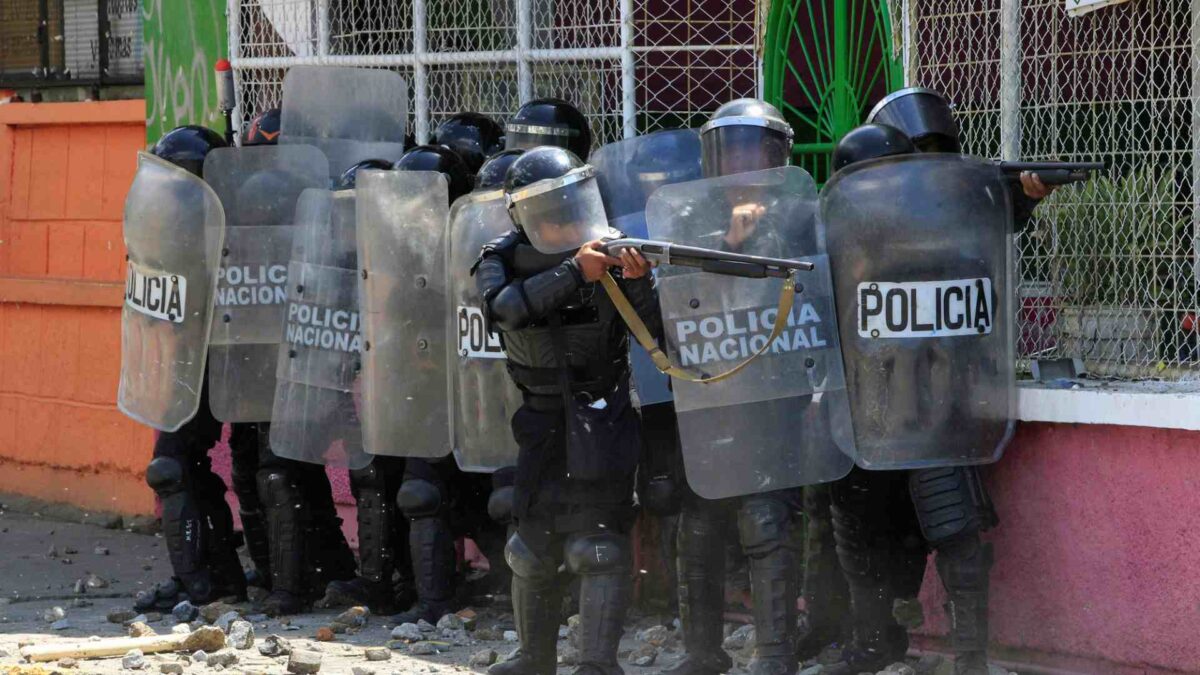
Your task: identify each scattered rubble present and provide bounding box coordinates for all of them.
[363,647,391,661]
[106,608,137,624]
[193,650,209,663]
[409,642,438,656]
[315,626,336,642]
[43,606,66,623]
[391,623,423,642]
[469,648,497,667]
[287,649,323,674]
[214,610,241,633]
[160,663,184,675]
[172,600,198,623]
[723,624,755,651]
[437,614,465,631]
[228,620,255,649]
[635,625,671,647]
[502,631,518,643]
[417,619,436,633]
[628,644,658,667]
[557,645,580,666]
[84,574,109,589]
[206,648,239,668]
[259,635,293,658]
[128,621,156,637]
[351,668,375,675]
[122,649,146,670]
[171,623,191,635]
[200,602,239,624]
[57,657,78,669]
[51,618,72,630]
[332,606,369,630]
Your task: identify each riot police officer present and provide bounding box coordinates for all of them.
[480,146,658,675]
[387,145,501,624]
[504,98,593,160]
[823,99,1054,675]
[662,99,849,675]
[132,126,249,611]
[432,112,505,176]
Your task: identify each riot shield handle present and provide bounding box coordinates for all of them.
[599,271,798,385]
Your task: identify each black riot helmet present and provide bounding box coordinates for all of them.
[475,148,525,192]
[866,87,961,153]
[831,123,916,173]
[503,146,609,254]
[432,112,504,174]
[243,108,282,146]
[505,98,593,160]
[151,125,227,178]
[336,158,392,191]
[700,98,794,178]
[394,144,473,203]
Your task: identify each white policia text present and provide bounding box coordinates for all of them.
[858,278,994,339]
[283,302,362,353]
[672,301,829,367]
[125,263,187,323]
[457,305,505,359]
[216,263,288,307]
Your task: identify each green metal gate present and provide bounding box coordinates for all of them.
[762,0,904,182]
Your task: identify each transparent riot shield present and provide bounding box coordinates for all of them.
[644,166,856,500]
[820,154,1015,470]
[592,129,701,406]
[280,66,410,180]
[444,190,523,473]
[269,188,371,469]
[356,170,452,459]
[118,152,225,431]
[203,145,329,422]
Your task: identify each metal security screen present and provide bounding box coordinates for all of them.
[229,0,765,148]
[894,0,1196,380]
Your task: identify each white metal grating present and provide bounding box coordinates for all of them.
[895,0,1197,381]
[228,0,764,149]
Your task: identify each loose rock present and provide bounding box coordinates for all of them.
[441,628,470,645]
[364,647,391,662]
[287,649,323,674]
[215,610,242,633]
[881,664,916,675]
[128,621,156,637]
[107,608,137,624]
[469,648,498,667]
[72,579,86,595]
[144,611,164,622]
[228,620,255,649]
[566,614,582,648]
[160,663,184,675]
[260,635,293,657]
[636,625,670,647]
[627,644,658,667]
[43,606,66,623]
[57,658,78,669]
[84,574,109,589]
[171,623,191,635]
[351,668,375,675]
[799,666,824,675]
[51,619,72,631]
[503,630,519,643]
[122,649,147,670]
[409,642,438,656]
[333,606,369,629]
[172,600,199,623]
[456,608,479,630]
[474,627,501,641]
[200,602,239,624]
[417,619,437,633]
[723,624,755,651]
[192,650,209,663]
[391,623,423,642]
[437,614,465,631]
[94,546,110,556]
[69,598,91,609]
[315,627,335,642]
[207,649,239,668]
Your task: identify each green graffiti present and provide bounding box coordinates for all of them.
[142,0,227,143]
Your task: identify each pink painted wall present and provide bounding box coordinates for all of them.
[914,423,1200,674]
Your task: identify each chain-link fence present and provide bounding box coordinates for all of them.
[229,0,764,148]
[894,0,1196,381]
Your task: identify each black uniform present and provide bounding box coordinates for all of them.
[477,230,659,675]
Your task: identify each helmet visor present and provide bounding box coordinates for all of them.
[509,170,609,254]
[506,122,579,152]
[701,125,792,178]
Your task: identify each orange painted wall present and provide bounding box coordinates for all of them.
[0,100,155,515]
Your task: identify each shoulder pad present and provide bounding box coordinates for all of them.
[471,230,521,276]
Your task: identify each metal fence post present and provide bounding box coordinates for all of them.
[413,0,430,143]
[1000,0,1022,161]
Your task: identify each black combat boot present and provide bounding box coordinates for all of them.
[489,574,562,675]
[662,508,732,675]
[326,480,400,614]
[738,496,799,675]
[573,572,632,675]
[795,485,852,661]
[257,469,308,616]
[936,535,993,675]
[391,515,458,624]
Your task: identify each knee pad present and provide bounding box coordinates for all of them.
[935,534,993,592]
[504,532,558,581]
[350,462,385,490]
[145,457,185,496]
[564,532,631,576]
[256,469,298,508]
[487,485,514,524]
[909,467,997,545]
[737,496,792,557]
[397,478,442,518]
